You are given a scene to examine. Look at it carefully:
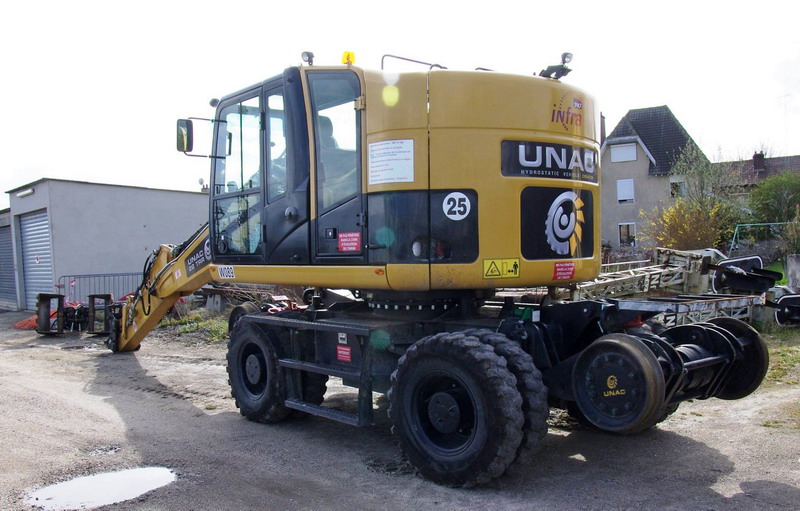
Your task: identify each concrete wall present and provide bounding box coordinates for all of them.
[7,179,208,309]
[601,144,670,249]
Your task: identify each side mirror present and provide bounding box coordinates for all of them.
[177,119,194,153]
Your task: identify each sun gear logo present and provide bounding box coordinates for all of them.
[545,191,585,256]
[520,187,593,261]
[604,374,626,397]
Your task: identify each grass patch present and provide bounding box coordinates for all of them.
[761,325,800,385]
[159,311,228,343]
[764,261,787,285]
[760,405,800,429]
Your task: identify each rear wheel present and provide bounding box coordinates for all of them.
[389,332,524,487]
[227,320,291,423]
[572,334,665,434]
[463,329,548,464]
[707,317,769,400]
[228,301,260,334]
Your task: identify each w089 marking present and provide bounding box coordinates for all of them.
[217,266,235,279]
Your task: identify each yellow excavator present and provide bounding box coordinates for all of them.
[105,52,768,487]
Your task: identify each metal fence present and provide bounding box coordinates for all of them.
[56,273,141,303]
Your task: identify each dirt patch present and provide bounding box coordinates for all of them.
[1,311,799,510]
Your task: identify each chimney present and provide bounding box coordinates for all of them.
[600,113,606,145]
[753,151,766,172]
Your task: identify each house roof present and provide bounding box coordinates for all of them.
[606,106,704,175]
[718,154,800,185]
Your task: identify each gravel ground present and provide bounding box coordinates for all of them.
[1,310,799,511]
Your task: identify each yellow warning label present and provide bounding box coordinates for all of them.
[483,258,520,279]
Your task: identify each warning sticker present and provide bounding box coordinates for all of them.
[483,259,520,279]
[338,232,361,252]
[553,261,576,280]
[337,345,352,363]
[368,139,414,185]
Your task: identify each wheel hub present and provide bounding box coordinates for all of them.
[427,391,461,434]
[582,353,644,419]
[245,354,263,385]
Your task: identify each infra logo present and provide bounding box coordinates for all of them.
[545,191,585,256]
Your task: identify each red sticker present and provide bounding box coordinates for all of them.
[337,345,352,363]
[338,232,361,252]
[553,261,576,280]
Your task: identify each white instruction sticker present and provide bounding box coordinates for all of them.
[217,266,235,280]
[368,139,414,185]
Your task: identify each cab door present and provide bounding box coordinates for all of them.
[307,71,366,264]
[210,71,311,266]
[261,70,311,264]
[210,88,265,264]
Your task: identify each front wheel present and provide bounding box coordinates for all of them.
[227,320,291,423]
[388,332,524,487]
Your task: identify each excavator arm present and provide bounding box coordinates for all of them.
[109,224,215,352]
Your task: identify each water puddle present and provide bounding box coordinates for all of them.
[27,467,175,510]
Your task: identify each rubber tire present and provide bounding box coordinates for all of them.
[228,301,261,334]
[106,316,120,353]
[572,334,666,435]
[227,319,291,423]
[388,332,524,487]
[707,317,769,400]
[462,329,548,464]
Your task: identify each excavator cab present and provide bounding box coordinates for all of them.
[195,68,366,268]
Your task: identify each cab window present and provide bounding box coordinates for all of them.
[308,73,360,211]
[212,94,262,256]
[213,97,261,193]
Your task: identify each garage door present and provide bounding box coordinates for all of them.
[20,210,54,310]
[0,225,15,310]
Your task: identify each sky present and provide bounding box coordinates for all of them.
[1,0,798,210]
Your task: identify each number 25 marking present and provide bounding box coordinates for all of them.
[443,192,471,221]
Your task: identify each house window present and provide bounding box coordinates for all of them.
[670,180,686,198]
[619,223,636,246]
[610,143,637,162]
[617,178,634,204]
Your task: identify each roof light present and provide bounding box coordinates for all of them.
[539,52,573,80]
[342,51,355,65]
[301,51,314,66]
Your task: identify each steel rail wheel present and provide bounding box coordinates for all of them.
[572,334,665,434]
[707,317,769,400]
